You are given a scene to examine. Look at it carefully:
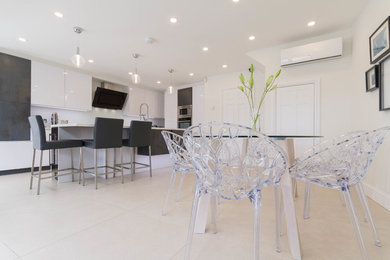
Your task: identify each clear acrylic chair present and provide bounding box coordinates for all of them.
[183,122,287,260]
[161,131,195,216]
[289,127,390,260]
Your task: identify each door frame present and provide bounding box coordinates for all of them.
[274,79,321,137]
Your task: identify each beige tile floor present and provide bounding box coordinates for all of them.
[0,167,389,260]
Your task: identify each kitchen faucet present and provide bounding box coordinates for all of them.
[139,103,149,121]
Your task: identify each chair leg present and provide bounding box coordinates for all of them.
[162,170,177,216]
[71,148,74,182]
[94,149,98,190]
[303,182,311,219]
[292,178,297,198]
[184,187,201,260]
[30,149,36,190]
[149,145,152,177]
[252,191,262,260]
[37,150,43,195]
[273,185,281,253]
[176,172,186,202]
[120,148,124,184]
[279,193,285,236]
[210,195,217,234]
[357,183,382,247]
[342,186,368,260]
[356,184,369,222]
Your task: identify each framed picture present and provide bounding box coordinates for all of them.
[370,16,390,64]
[365,65,380,92]
[379,55,390,110]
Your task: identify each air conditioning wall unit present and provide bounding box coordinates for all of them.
[280,37,343,67]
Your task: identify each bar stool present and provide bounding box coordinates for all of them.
[81,117,124,189]
[28,115,83,195]
[121,120,152,181]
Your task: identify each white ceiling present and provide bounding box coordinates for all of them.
[0,0,370,89]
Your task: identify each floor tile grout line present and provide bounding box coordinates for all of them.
[0,239,20,258]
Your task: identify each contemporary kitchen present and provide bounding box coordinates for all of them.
[1,0,390,260]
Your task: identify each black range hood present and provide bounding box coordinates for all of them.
[92,87,127,110]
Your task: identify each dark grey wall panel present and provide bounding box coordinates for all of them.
[0,52,31,141]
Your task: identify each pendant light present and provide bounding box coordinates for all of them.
[71,27,86,68]
[131,53,141,85]
[168,69,174,94]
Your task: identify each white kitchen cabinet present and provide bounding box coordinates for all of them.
[124,87,143,116]
[31,61,65,108]
[64,70,92,111]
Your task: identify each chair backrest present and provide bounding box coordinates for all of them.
[161,131,193,172]
[93,117,124,149]
[290,127,390,188]
[127,120,152,147]
[28,115,46,150]
[183,122,287,200]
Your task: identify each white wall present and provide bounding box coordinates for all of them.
[245,0,390,210]
[348,0,390,210]
[247,30,354,137]
[204,69,265,127]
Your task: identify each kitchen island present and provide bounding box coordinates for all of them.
[51,124,184,182]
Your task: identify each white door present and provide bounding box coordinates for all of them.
[222,88,249,126]
[275,82,320,157]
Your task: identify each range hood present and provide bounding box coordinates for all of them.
[92,83,128,110]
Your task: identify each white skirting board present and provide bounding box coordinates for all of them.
[362,182,390,211]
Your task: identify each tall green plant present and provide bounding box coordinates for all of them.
[237,64,281,130]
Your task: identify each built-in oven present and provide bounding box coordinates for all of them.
[178,117,192,129]
[178,105,192,118]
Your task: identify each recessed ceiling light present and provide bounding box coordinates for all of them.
[128,72,133,75]
[54,12,63,18]
[202,47,209,51]
[249,35,255,41]
[189,73,194,76]
[88,59,94,63]
[307,21,316,27]
[18,37,27,42]
[157,81,161,84]
[222,64,228,68]
[170,17,177,23]
[232,0,240,2]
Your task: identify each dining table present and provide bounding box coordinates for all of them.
[192,135,322,260]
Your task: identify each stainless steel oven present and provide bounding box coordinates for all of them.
[178,117,192,129]
[178,105,192,118]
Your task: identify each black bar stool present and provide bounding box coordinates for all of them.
[120,120,152,181]
[81,117,124,189]
[28,115,83,195]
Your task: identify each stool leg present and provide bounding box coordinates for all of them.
[120,148,124,184]
[94,149,98,190]
[78,147,82,184]
[71,148,74,182]
[149,145,152,177]
[131,147,135,181]
[37,150,43,195]
[81,148,85,186]
[105,149,108,179]
[113,148,116,178]
[30,149,36,190]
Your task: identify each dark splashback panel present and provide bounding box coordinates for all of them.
[0,52,31,141]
